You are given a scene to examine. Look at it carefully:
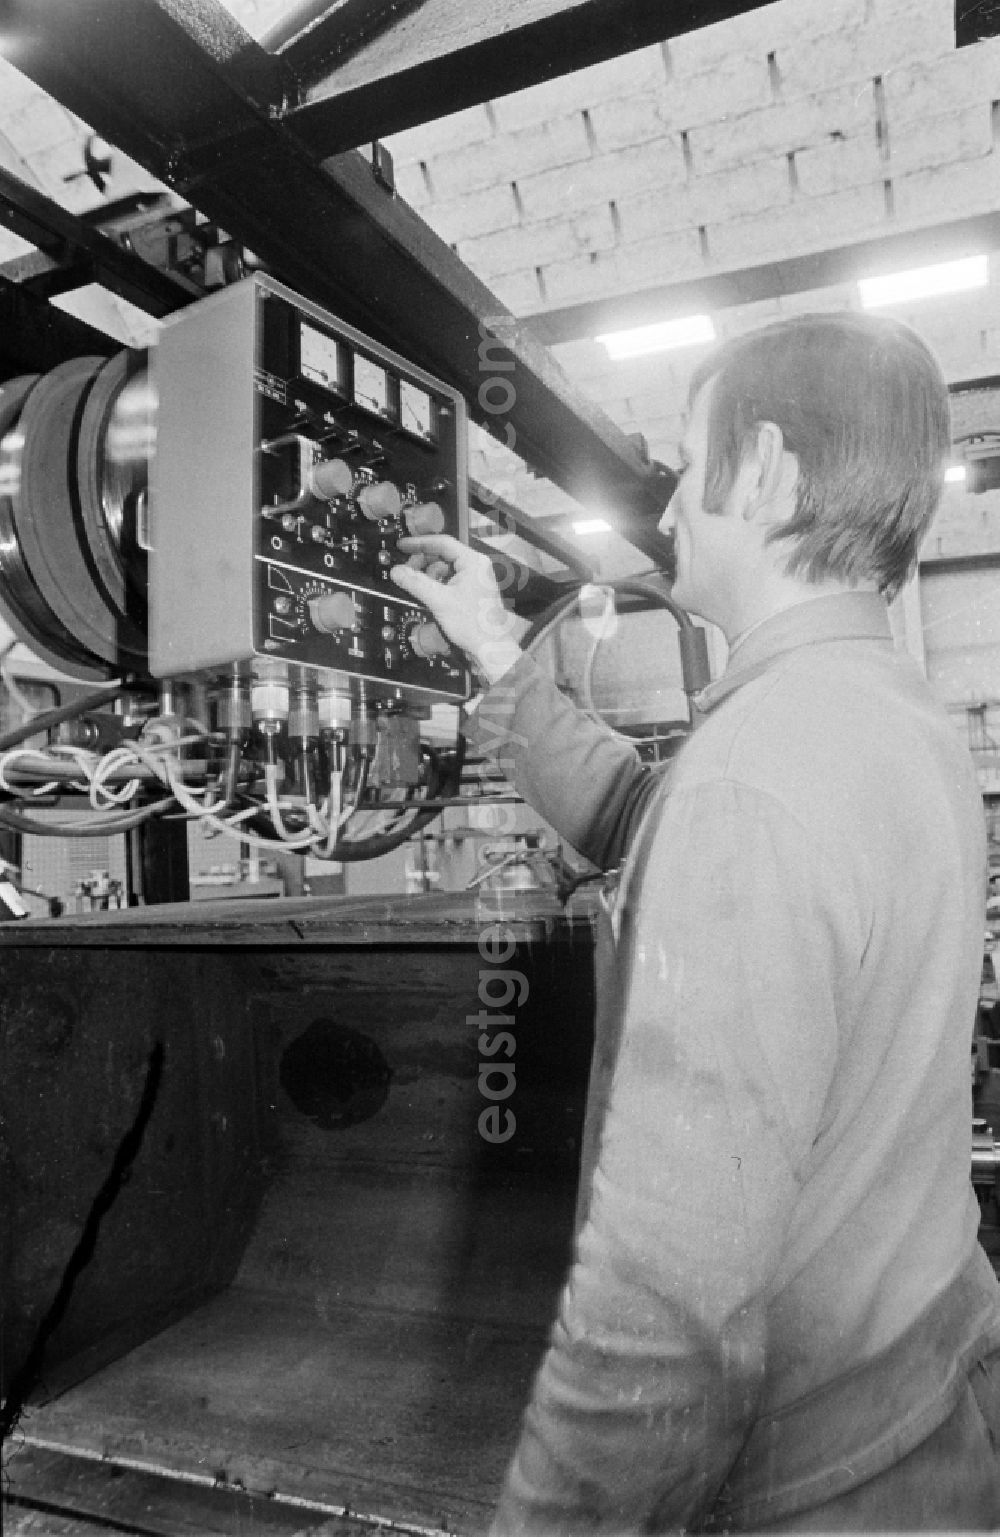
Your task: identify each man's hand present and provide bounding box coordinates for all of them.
[391,534,524,684]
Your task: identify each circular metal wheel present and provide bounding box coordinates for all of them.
[76,348,151,637]
[0,374,108,680]
[12,356,149,675]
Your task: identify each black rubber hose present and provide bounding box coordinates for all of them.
[333,747,462,860]
[518,576,711,704]
[236,738,465,859]
[0,797,176,837]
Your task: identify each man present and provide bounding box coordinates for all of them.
[391,313,1000,1532]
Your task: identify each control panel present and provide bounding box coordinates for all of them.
[149,274,470,706]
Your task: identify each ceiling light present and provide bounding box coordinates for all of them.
[596,314,716,359]
[573,518,613,535]
[858,255,988,309]
[944,464,967,483]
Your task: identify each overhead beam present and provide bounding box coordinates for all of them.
[469,535,579,615]
[0,0,673,564]
[956,0,1000,46]
[263,0,431,81]
[525,210,1000,345]
[0,164,193,319]
[470,479,599,582]
[274,0,765,154]
[0,277,117,376]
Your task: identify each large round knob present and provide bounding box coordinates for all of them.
[307,591,357,634]
[309,458,354,500]
[404,500,446,536]
[408,620,451,659]
[356,480,402,521]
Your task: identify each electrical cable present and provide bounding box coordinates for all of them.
[578,586,618,721]
[264,763,321,846]
[518,576,708,709]
[0,747,199,806]
[337,784,412,841]
[163,757,320,852]
[0,799,176,837]
[232,737,463,860]
[0,641,43,722]
[0,579,690,860]
[330,743,463,861]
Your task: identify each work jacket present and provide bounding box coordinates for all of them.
[467,591,1000,1532]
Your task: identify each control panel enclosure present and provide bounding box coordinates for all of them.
[149,275,470,706]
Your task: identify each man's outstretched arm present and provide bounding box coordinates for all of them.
[391,536,663,869]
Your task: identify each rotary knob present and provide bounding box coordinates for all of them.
[408,620,451,659]
[309,458,354,500]
[403,500,446,536]
[307,591,357,634]
[356,480,402,521]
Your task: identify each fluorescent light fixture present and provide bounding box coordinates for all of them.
[573,518,613,536]
[945,464,968,484]
[858,255,988,309]
[596,314,716,359]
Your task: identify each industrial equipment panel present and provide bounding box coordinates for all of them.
[150,276,470,706]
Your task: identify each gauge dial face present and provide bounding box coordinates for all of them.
[400,380,435,441]
[300,324,344,392]
[353,356,391,417]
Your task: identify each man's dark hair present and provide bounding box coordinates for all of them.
[689,312,952,600]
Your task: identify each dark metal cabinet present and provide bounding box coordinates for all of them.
[0,893,596,1535]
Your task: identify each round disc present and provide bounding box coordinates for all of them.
[13,356,149,673]
[0,374,108,679]
[76,348,151,633]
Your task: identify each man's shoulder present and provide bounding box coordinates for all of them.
[675,642,970,809]
[684,646,876,754]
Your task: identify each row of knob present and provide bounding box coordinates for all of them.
[305,590,451,659]
[308,457,446,536]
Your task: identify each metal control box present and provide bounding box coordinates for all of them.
[149,275,470,706]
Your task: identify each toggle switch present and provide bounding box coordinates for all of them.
[307,590,357,634]
[408,620,451,659]
[403,500,446,536]
[356,480,402,521]
[309,458,354,500]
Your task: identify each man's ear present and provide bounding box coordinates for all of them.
[743,421,797,526]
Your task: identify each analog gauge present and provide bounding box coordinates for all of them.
[353,356,391,418]
[400,380,435,441]
[300,324,344,392]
